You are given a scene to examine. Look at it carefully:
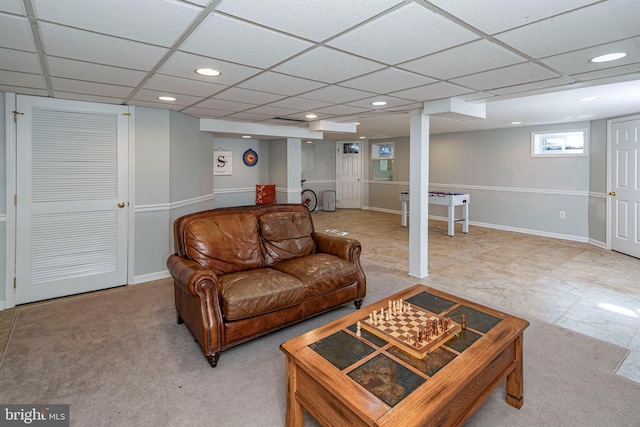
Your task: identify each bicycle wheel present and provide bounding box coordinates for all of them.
[301,189,318,212]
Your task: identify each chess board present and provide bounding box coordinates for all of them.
[360,301,460,359]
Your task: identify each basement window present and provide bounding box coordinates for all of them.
[531,129,588,157]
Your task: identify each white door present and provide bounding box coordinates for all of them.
[609,115,640,258]
[15,95,130,304]
[335,141,362,209]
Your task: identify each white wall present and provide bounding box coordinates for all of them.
[0,92,6,305]
[212,137,270,207]
[367,122,593,241]
[134,108,214,282]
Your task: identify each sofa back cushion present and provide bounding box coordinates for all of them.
[184,213,264,275]
[260,211,316,265]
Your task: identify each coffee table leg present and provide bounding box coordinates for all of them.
[286,356,304,426]
[506,333,524,409]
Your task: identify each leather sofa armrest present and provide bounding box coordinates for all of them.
[312,232,361,263]
[167,254,220,297]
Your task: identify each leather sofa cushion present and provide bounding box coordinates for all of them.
[219,268,305,321]
[271,253,359,299]
[260,211,316,265]
[184,214,264,275]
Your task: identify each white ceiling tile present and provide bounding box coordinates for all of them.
[133,89,202,107]
[54,91,125,105]
[340,68,436,94]
[314,105,370,116]
[540,37,640,75]
[179,106,231,118]
[241,105,298,117]
[237,72,326,96]
[389,82,474,102]
[0,69,46,88]
[51,78,134,98]
[40,23,168,70]
[216,0,404,42]
[298,85,376,103]
[495,0,640,58]
[345,95,415,110]
[572,63,640,82]
[399,40,526,80]
[0,13,37,51]
[281,112,335,121]
[128,99,185,111]
[427,0,600,34]
[223,112,275,122]
[273,47,384,84]
[214,87,286,105]
[488,76,574,95]
[327,3,478,64]
[0,48,41,73]
[160,51,261,86]
[48,57,146,86]
[0,0,25,14]
[451,63,561,91]
[32,0,203,47]
[0,85,47,96]
[143,74,227,97]
[267,97,333,111]
[384,102,424,112]
[196,98,257,112]
[181,13,313,68]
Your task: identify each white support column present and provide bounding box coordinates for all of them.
[286,138,302,203]
[408,109,430,278]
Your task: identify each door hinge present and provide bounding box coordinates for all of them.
[13,110,24,123]
[14,277,16,289]
[14,195,17,206]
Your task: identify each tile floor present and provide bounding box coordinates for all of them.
[312,209,640,383]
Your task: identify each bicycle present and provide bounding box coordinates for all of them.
[301,180,318,212]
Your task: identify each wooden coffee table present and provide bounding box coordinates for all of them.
[280,284,529,426]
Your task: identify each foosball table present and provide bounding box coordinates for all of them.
[400,191,470,236]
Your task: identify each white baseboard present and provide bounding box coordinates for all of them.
[366,206,590,244]
[588,238,607,249]
[467,219,589,243]
[134,270,170,284]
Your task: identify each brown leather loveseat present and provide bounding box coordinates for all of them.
[167,203,366,367]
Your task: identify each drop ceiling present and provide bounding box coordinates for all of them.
[1,0,639,140]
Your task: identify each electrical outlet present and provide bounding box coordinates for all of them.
[560,211,566,219]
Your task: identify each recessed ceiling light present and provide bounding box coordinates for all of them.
[359,136,366,139]
[371,101,387,106]
[158,96,176,102]
[355,122,360,125]
[589,52,627,63]
[579,96,599,102]
[305,114,318,119]
[242,135,251,139]
[511,121,522,125]
[306,140,313,144]
[195,68,221,77]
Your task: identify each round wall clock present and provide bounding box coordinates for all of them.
[243,148,258,166]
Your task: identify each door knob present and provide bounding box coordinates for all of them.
[609,192,616,197]
[118,201,126,208]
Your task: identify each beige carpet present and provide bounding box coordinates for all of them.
[1,269,639,427]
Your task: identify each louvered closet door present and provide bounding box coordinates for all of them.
[15,95,129,304]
